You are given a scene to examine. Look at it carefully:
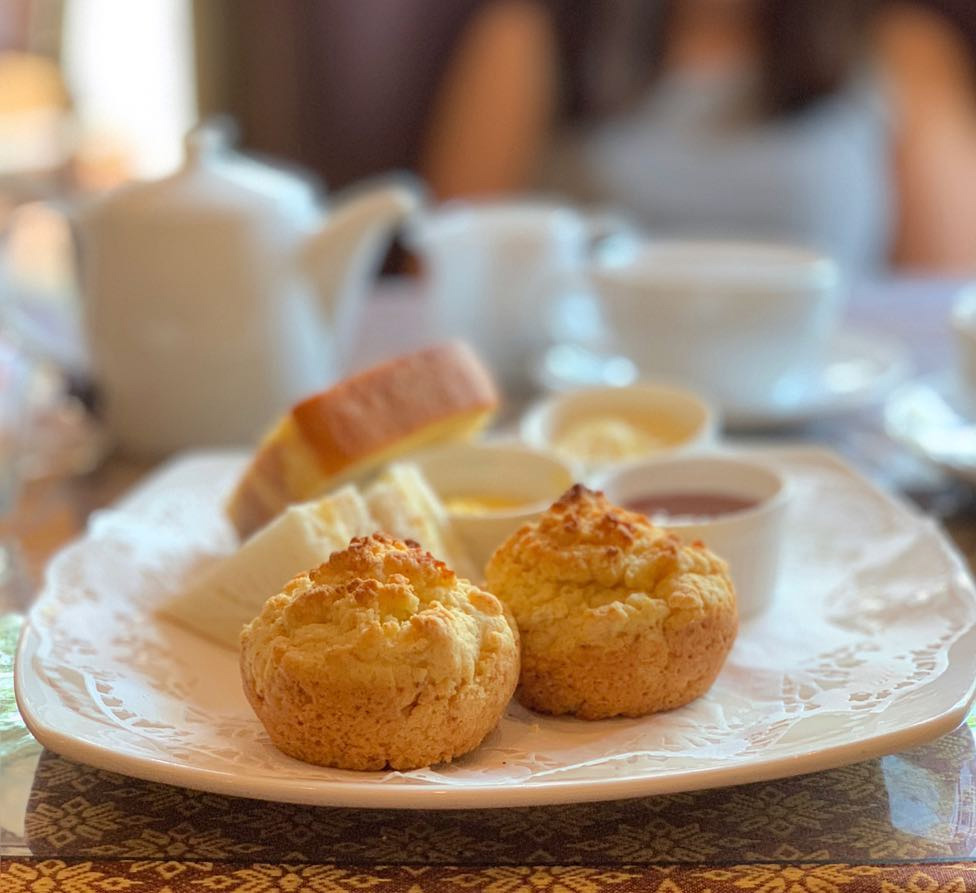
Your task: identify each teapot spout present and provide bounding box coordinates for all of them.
[300,175,424,341]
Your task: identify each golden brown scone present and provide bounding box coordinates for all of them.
[485,484,737,720]
[240,533,519,770]
[227,342,498,539]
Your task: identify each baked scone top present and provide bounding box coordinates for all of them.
[242,533,514,699]
[485,484,735,648]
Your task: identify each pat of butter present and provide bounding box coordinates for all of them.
[444,494,529,516]
[554,416,673,464]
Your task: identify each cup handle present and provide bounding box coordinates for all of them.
[583,206,640,253]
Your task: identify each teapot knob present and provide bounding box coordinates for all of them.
[183,117,238,166]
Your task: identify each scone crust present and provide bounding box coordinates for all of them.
[240,533,519,770]
[485,484,737,719]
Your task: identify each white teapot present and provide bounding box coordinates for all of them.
[79,123,421,456]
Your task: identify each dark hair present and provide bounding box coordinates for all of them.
[551,0,876,121]
[753,0,877,115]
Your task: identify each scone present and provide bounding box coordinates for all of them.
[228,342,498,538]
[240,533,519,770]
[485,484,737,719]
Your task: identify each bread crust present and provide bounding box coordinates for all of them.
[240,533,519,770]
[292,342,497,463]
[228,343,499,538]
[485,485,738,719]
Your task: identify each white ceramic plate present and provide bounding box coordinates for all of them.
[884,372,976,485]
[16,447,976,809]
[536,330,911,431]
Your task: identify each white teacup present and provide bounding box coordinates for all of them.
[584,240,843,408]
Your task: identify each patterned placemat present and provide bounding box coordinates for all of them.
[5,858,976,892]
[20,718,976,865]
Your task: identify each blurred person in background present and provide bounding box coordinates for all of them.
[876,0,976,271]
[420,0,976,275]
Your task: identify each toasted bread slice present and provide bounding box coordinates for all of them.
[227,342,498,538]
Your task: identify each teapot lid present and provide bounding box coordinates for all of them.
[86,119,322,222]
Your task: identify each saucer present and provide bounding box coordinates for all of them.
[884,372,976,484]
[535,329,911,431]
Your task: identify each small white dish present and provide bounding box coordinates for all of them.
[884,371,976,484]
[598,453,789,619]
[536,329,911,431]
[412,441,574,570]
[520,382,717,481]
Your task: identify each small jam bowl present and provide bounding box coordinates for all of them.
[520,382,717,482]
[413,441,575,572]
[598,453,789,619]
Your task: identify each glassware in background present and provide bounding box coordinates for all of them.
[0,203,104,853]
[1,200,105,482]
[0,398,38,855]
[61,0,196,181]
[0,324,32,613]
[0,196,107,613]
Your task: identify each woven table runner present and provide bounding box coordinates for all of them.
[17,719,976,866]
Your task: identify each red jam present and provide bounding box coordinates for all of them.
[625,492,757,522]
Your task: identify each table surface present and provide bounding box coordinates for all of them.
[6,276,976,892]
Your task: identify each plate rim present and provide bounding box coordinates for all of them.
[16,623,976,809]
[14,445,976,809]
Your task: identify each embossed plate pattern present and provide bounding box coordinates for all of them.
[15,447,976,808]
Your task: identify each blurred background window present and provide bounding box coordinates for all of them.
[61,0,196,181]
[0,0,69,204]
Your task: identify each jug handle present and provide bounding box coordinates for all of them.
[537,206,641,354]
[300,175,425,349]
[585,206,640,254]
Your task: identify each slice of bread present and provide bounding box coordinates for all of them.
[227,342,498,539]
[161,485,377,649]
[365,462,480,583]
[164,464,482,650]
